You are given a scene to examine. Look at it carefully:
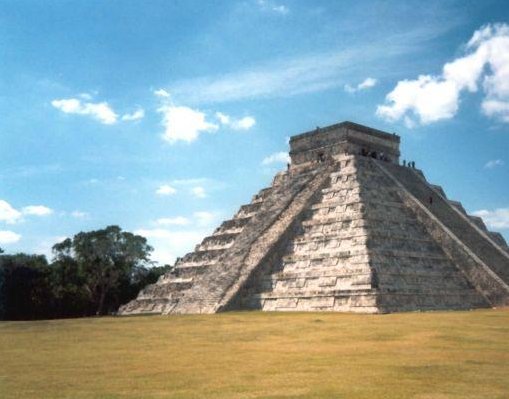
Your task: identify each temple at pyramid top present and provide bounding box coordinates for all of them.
[120,121,509,316]
[289,121,400,165]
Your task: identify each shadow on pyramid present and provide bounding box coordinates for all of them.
[119,121,509,315]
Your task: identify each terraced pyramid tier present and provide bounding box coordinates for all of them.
[119,121,509,315]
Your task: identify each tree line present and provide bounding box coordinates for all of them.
[0,225,171,320]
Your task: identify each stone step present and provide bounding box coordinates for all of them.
[198,232,238,251]
[252,287,377,298]
[175,264,212,278]
[448,200,467,214]
[383,162,509,285]
[118,298,178,315]
[468,215,488,231]
[251,187,273,203]
[430,184,446,198]
[212,217,250,235]
[488,232,509,249]
[281,251,369,263]
[170,163,335,314]
[178,249,225,266]
[368,248,450,260]
[291,231,435,247]
[234,202,263,218]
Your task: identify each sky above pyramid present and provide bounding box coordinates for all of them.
[1,0,508,264]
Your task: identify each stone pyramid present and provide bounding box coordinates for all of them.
[119,121,509,315]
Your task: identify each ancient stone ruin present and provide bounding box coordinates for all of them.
[119,121,509,315]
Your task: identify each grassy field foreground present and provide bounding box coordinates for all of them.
[0,309,508,399]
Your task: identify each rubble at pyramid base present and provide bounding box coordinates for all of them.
[119,122,509,315]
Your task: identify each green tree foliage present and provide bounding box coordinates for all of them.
[52,225,154,315]
[0,253,51,320]
[0,226,169,320]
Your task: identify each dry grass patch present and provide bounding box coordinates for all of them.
[0,309,508,398]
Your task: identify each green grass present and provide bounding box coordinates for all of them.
[1,309,508,399]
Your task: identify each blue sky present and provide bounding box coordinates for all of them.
[1,0,508,264]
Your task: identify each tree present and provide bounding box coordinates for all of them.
[0,253,51,320]
[52,226,153,315]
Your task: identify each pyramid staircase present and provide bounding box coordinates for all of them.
[119,121,509,315]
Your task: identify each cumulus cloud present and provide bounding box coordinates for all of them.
[0,200,22,224]
[22,205,53,216]
[344,77,378,93]
[262,151,291,165]
[158,105,219,144]
[377,23,509,126]
[484,159,505,169]
[472,208,509,230]
[481,99,509,123]
[155,216,190,226]
[215,112,256,130]
[121,108,145,121]
[156,185,177,196]
[191,186,207,198]
[52,98,118,125]
[0,200,54,223]
[0,230,21,244]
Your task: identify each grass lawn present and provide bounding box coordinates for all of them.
[0,309,508,399]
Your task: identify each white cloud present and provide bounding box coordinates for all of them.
[137,210,222,264]
[344,77,378,93]
[22,205,53,216]
[215,112,256,130]
[155,216,190,226]
[377,23,509,126]
[191,186,207,198]
[34,235,69,260]
[232,116,256,130]
[484,159,505,169]
[158,105,219,143]
[71,210,89,219]
[156,185,177,196]
[79,92,93,100]
[134,228,210,265]
[0,230,21,244]
[121,108,145,121]
[0,200,54,223]
[193,211,216,226]
[472,208,509,230]
[262,151,291,165]
[377,75,460,126]
[155,212,218,228]
[0,200,22,224]
[154,88,171,98]
[215,112,230,125]
[358,77,378,90]
[257,0,289,14]
[52,98,118,125]
[481,99,509,123]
